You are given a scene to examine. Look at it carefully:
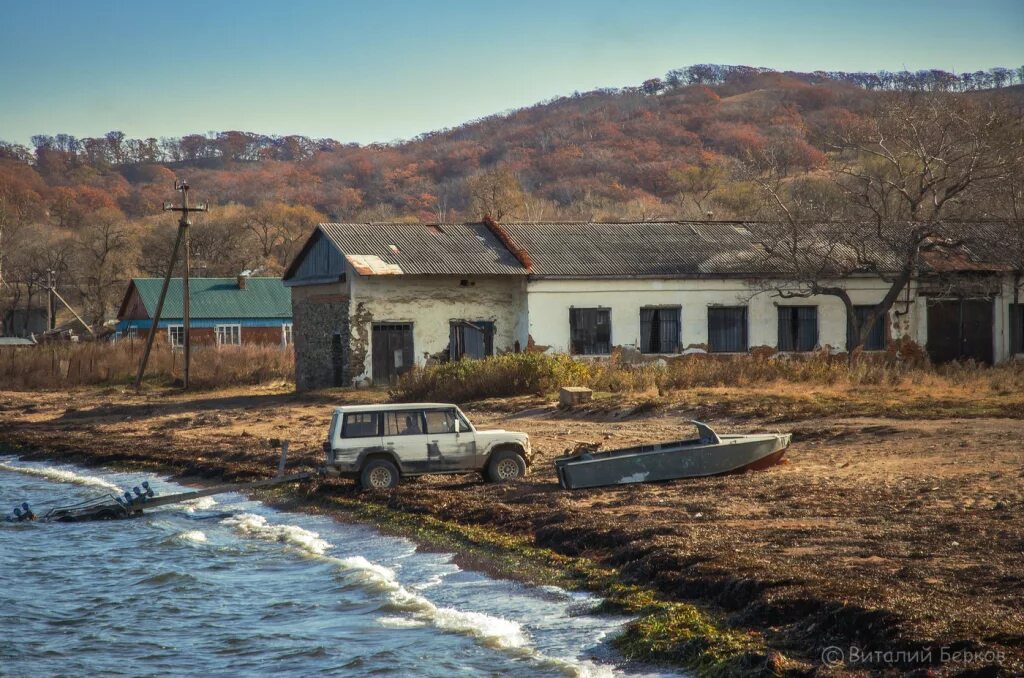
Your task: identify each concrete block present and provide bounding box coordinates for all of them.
[559,386,593,407]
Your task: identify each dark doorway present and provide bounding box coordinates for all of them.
[372,323,414,384]
[330,332,346,386]
[926,299,993,364]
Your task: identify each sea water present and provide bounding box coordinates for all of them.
[0,456,681,677]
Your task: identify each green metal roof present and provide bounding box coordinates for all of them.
[128,278,291,320]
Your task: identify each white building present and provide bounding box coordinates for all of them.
[283,220,1023,390]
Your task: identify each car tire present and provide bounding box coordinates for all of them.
[359,458,400,490]
[485,449,527,483]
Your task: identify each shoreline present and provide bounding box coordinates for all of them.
[2,385,1021,676]
[0,444,777,677]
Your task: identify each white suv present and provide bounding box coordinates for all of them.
[323,403,532,489]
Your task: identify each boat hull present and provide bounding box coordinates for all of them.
[554,432,791,490]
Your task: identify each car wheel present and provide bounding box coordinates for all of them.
[360,459,400,489]
[486,449,527,483]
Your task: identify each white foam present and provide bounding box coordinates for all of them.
[221,513,331,555]
[175,530,207,543]
[222,515,620,677]
[182,496,218,512]
[377,616,427,629]
[0,462,121,491]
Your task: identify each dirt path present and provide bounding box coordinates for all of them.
[1,385,1021,675]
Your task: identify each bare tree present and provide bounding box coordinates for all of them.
[746,92,1023,353]
[467,166,524,220]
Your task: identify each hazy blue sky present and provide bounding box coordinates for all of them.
[2,0,1022,146]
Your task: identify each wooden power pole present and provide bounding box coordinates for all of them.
[133,180,206,392]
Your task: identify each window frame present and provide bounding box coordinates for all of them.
[569,307,612,356]
[281,323,293,347]
[215,323,242,347]
[341,412,381,439]
[1011,303,1024,355]
[423,408,458,435]
[848,306,887,352]
[707,306,748,353]
[639,306,682,354]
[384,410,427,437]
[777,305,818,353]
[167,324,185,349]
[449,320,494,360]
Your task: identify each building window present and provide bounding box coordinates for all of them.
[216,324,241,346]
[168,325,184,349]
[125,326,138,341]
[708,307,747,353]
[778,306,818,352]
[570,308,611,355]
[1011,304,1024,354]
[282,323,293,347]
[640,307,681,354]
[848,306,886,351]
[450,320,494,360]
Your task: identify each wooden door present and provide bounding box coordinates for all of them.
[927,299,993,364]
[372,323,414,384]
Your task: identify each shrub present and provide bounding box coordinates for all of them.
[389,349,1024,404]
[390,352,591,402]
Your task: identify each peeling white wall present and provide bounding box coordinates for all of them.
[349,271,528,382]
[526,277,919,354]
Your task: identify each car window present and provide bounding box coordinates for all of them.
[342,412,379,438]
[424,409,457,434]
[384,411,425,436]
[456,411,472,432]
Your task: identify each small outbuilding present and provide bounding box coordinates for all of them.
[115,276,293,348]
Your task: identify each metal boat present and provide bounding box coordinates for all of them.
[553,421,790,490]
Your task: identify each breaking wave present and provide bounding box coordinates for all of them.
[220,514,619,676]
[0,462,120,491]
[182,496,218,512]
[175,530,208,543]
[221,513,330,555]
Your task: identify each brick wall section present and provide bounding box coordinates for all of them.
[293,294,350,391]
[131,326,286,346]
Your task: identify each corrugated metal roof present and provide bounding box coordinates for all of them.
[500,221,776,277]
[126,278,291,320]
[287,220,1016,281]
[316,223,526,276]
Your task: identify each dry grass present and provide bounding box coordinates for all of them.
[392,349,1024,408]
[0,340,294,390]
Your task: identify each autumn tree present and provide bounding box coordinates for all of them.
[747,92,1023,353]
[74,208,135,323]
[467,166,524,220]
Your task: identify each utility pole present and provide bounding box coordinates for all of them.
[133,180,206,392]
[46,269,54,331]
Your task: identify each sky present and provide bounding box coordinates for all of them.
[1,0,1022,147]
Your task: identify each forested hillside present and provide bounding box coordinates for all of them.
[2,64,1022,328]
